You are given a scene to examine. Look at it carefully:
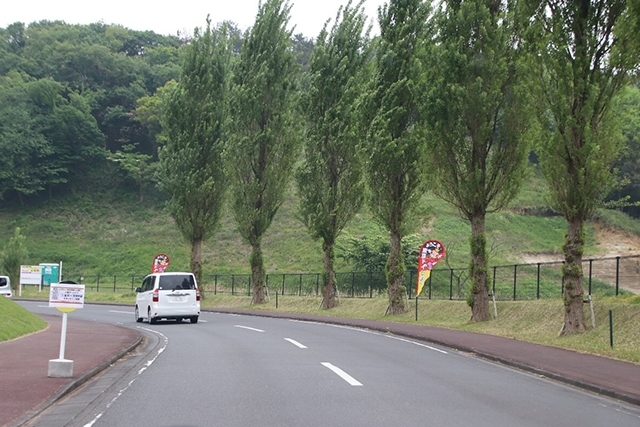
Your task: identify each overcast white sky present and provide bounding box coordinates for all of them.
[1,0,387,39]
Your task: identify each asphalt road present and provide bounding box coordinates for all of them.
[19,302,640,427]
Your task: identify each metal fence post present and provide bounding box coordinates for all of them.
[513,265,517,301]
[97,274,100,292]
[351,272,355,297]
[588,259,593,295]
[492,266,496,296]
[615,256,620,296]
[282,274,286,296]
[231,274,235,296]
[113,275,117,292]
[131,275,135,292]
[298,274,302,296]
[536,263,541,299]
[449,268,453,300]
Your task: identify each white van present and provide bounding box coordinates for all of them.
[135,272,200,324]
[0,276,12,298]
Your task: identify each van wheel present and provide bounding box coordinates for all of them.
[190,316,198,324]
[135,306,143,323]
[148,308,157,324]
[175,318,182,323]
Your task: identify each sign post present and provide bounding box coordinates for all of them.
[19,265,42,297]
[40,263,61,292]
[48,282,85,378]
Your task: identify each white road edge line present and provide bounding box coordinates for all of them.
[108,310,132,314]
[284,338,307,348]
[386,335,448,354]
[235,325,265,332]
[322,362,363,386]
[83,328,169,427]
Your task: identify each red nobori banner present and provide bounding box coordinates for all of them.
[416,240,445,297]
[152,254,170,273]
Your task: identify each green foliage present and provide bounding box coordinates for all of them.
[106,144,158,202]
[529,0,639,224]
[527,0,640,332]
[227,0,301,300]
[360,0,431,237]
[0,20,184,204]
[158,19,232,285]
[424,0,532,320]
[0,227,28,292]
[296,1,371,307]
[337,233,424,272]
[359,0,432,312]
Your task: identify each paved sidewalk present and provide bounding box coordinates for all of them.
[0,314,141,427]
[2,307,639,427]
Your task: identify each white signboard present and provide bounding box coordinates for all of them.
[20,265,42,285]
[49,283,85,309]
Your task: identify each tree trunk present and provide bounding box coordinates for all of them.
[386,230,406,314]
[470,213,491,322]
[190,239,204,298]
[251,242,266,304]
[321,241,338,309]
[560,218,586,335]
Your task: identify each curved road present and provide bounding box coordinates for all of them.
[20,302,640,427]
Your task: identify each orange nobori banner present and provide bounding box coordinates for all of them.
[152,254,170,273]
[416,240,445,297]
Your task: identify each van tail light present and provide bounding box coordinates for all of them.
[196,289,201,301]
[152,289,159,302]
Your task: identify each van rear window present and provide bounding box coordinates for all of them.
[0,277,7,287]
[158,275,196,290]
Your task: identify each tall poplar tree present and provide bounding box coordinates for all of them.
[228,0,300,304]
[296,1,371,309]
[424,0,533,322]
[158,20,231,289]
[361,0,431,315]
[529,0,640,334]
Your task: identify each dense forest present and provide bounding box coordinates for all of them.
[1,14,639,213]
[0,18,314,205]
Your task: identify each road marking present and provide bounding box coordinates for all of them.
[288,319,448,354]
[83,328,168,427]
[322,362,363,386]
[284,338,307,348]
[386,335,448,354]
[109,310,132,314]
[235,325,264,332]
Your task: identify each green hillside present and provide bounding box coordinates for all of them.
[2,168,640,281]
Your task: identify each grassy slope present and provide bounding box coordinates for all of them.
[0,297,48,341]
[0,171,622,277]
[2,167,640,358]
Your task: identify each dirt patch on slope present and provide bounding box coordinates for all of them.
[520,223,640,294]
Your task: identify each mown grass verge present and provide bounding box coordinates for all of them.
[0,297,48,342]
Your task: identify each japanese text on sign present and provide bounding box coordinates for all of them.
[49,284,85,308]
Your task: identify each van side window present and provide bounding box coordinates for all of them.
[142,277,153,292]
[0,277,7,287]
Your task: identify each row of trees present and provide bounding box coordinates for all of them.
[2,0,639,335]
[155,0,640,336]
